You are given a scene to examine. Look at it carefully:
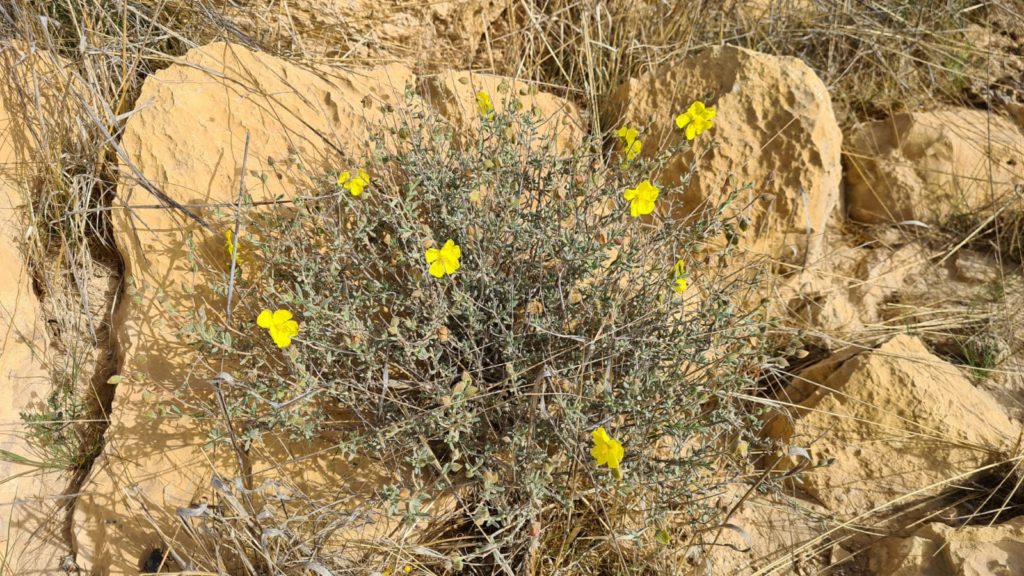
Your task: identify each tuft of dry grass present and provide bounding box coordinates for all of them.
[490,0,1024,126]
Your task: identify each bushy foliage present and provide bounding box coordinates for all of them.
[184,93,770,573]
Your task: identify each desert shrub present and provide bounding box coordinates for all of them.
[179,92,770,574]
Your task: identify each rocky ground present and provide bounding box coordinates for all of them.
[1,1,1024,574]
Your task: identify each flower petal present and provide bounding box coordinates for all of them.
[607,439,624,469]
[429,260,446,278]
[627,140,642,160]
[272,309,293,325]
[281,320,299,338]
[272,331,292,348]
[425,248,440,264]
[257,310,273,328]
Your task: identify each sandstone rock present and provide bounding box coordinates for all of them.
[764,335,1018,517]
[869,517,1024,575]
[774,234,931,336]
[197,0,505,63]
[0,41,75,573]
[420,70,584,152]
[609,45,842,263]
[845,109,1024,225]
[964,23,1024,114]
[0,185,68,573]
[73,42,419,573]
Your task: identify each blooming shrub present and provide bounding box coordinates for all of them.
[187,92,768,573]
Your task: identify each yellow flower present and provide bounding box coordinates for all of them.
[338,168,370,196]
[673,259,688,294]
[675,100,717,140]
[614,126,643,161]
[476,91,495,118]
[225,229,238,260]
[257,309,300,349]
[623,179,659,217]
[403,566,413,574]
[425,239,462,278]
[591,426,624,470]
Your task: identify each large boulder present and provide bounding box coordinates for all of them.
[845,109,1024,225]
[609,45,843,263]
[869,517,1024,575]
[0,190,67,573]
[776,237,931,336]
[764,335,1019,518]
[0,41,77,573]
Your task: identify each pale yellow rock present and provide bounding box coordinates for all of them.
[845,109,1024,224]
[764,335,1019,518]
[73,42,419,573]
[0,41,74,574]
[420,70,584,152]
[773,233,932,336]
[0,182,69,574]
[609,45,842,264]
[869,517,1024,576]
